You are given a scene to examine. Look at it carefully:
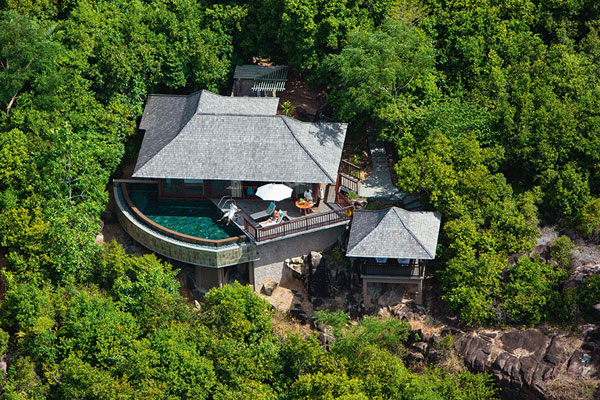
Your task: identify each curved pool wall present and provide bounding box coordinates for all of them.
[122,182,246,246]
[114,181,258,268]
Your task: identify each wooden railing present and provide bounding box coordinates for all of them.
[340,160,361,180]
[363,259,425,278]
[338,160,361,194]
[339,173,360,193]
[335,189,353,208]
[242,206,353,242]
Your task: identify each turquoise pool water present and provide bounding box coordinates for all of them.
[127,185,241,240]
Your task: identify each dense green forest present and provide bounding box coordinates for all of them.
[1,0,600,398]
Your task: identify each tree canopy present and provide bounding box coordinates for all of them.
[2,0,600,397]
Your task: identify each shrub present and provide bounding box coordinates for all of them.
[579,198,600,238]
[313,310,350,336]
[201,282,274,343]
[0,328,9,355]
[502,256,568,326]
[550,235,575,269]
[578,275,600,315]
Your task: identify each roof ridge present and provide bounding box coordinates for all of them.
[135,97,201,176]
[196,112,279,117]
[347,209,387,254]
[134,92,201,175]
[280,116,336,184]
[392,208,434,259]
[147,92,201,98]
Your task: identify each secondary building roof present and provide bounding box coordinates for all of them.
[133,90,347,184]
[233,65,288,93]
[346,207,442,260]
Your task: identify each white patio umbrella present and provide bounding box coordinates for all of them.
[255,183,293,202]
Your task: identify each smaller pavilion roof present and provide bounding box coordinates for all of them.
[233,65,288,92]
[346,207,441,260]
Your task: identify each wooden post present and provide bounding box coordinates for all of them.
[415,280,423,305]
[363,278,370,308]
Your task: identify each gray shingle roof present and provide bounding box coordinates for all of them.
[233,65,288,80]
[197,90,279,115]
[133,90,347,184]
[346,207,442,259]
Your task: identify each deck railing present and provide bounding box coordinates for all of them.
[340,160,361,180]
[242,205,353,242]
[363,259,425,278]
[339,160,361,193]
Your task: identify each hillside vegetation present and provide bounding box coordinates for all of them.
[1,1,600,398]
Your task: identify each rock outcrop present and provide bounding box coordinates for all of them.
[456,325,600,399]
[261,278,278,296]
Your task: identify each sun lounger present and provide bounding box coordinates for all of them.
[250,202,275,221]
[258,210,288,227]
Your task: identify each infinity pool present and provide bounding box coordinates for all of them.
[127,184,241,240]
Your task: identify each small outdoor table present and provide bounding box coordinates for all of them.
[295,200,313,215]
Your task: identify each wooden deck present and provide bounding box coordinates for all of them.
[216,198,352,242]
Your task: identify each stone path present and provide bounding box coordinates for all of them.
[358,129,422,211]
[359,129,403,200]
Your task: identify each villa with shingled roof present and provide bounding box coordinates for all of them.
[114,89,354,293]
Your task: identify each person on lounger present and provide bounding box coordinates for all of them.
[259,209,281,227]
[217,201,239,225]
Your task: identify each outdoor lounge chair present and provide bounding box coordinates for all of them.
[250,202,275,221]
[258,210,288,227]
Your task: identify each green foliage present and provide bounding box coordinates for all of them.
[0,11,62,115]
[503,256,568,326]
[313,310,350,332]
[422,368,497,400]
[201,282,274,343]
[3,356,48,399]
[288,371,368,400]
[326,19,439,132]
[550,235,575,269]
[541,165,591,221]
[335,316,412,357]
[52,356,133,400]
[0,328,9,355]
[396,132,537,324]
[579,198,600,237]
[578,275,600,315]
[280,100,295,117]
[96,241,180,314]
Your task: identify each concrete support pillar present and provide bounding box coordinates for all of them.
[218,268,224,288]
[249,262,256,291]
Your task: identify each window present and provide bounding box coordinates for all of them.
[163,179,184,195]
[184,179,204,196]
[211,180,230,197]
[230,181,242,197]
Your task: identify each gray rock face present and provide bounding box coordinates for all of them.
[455,327,600,399]
[261,278,278,296]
